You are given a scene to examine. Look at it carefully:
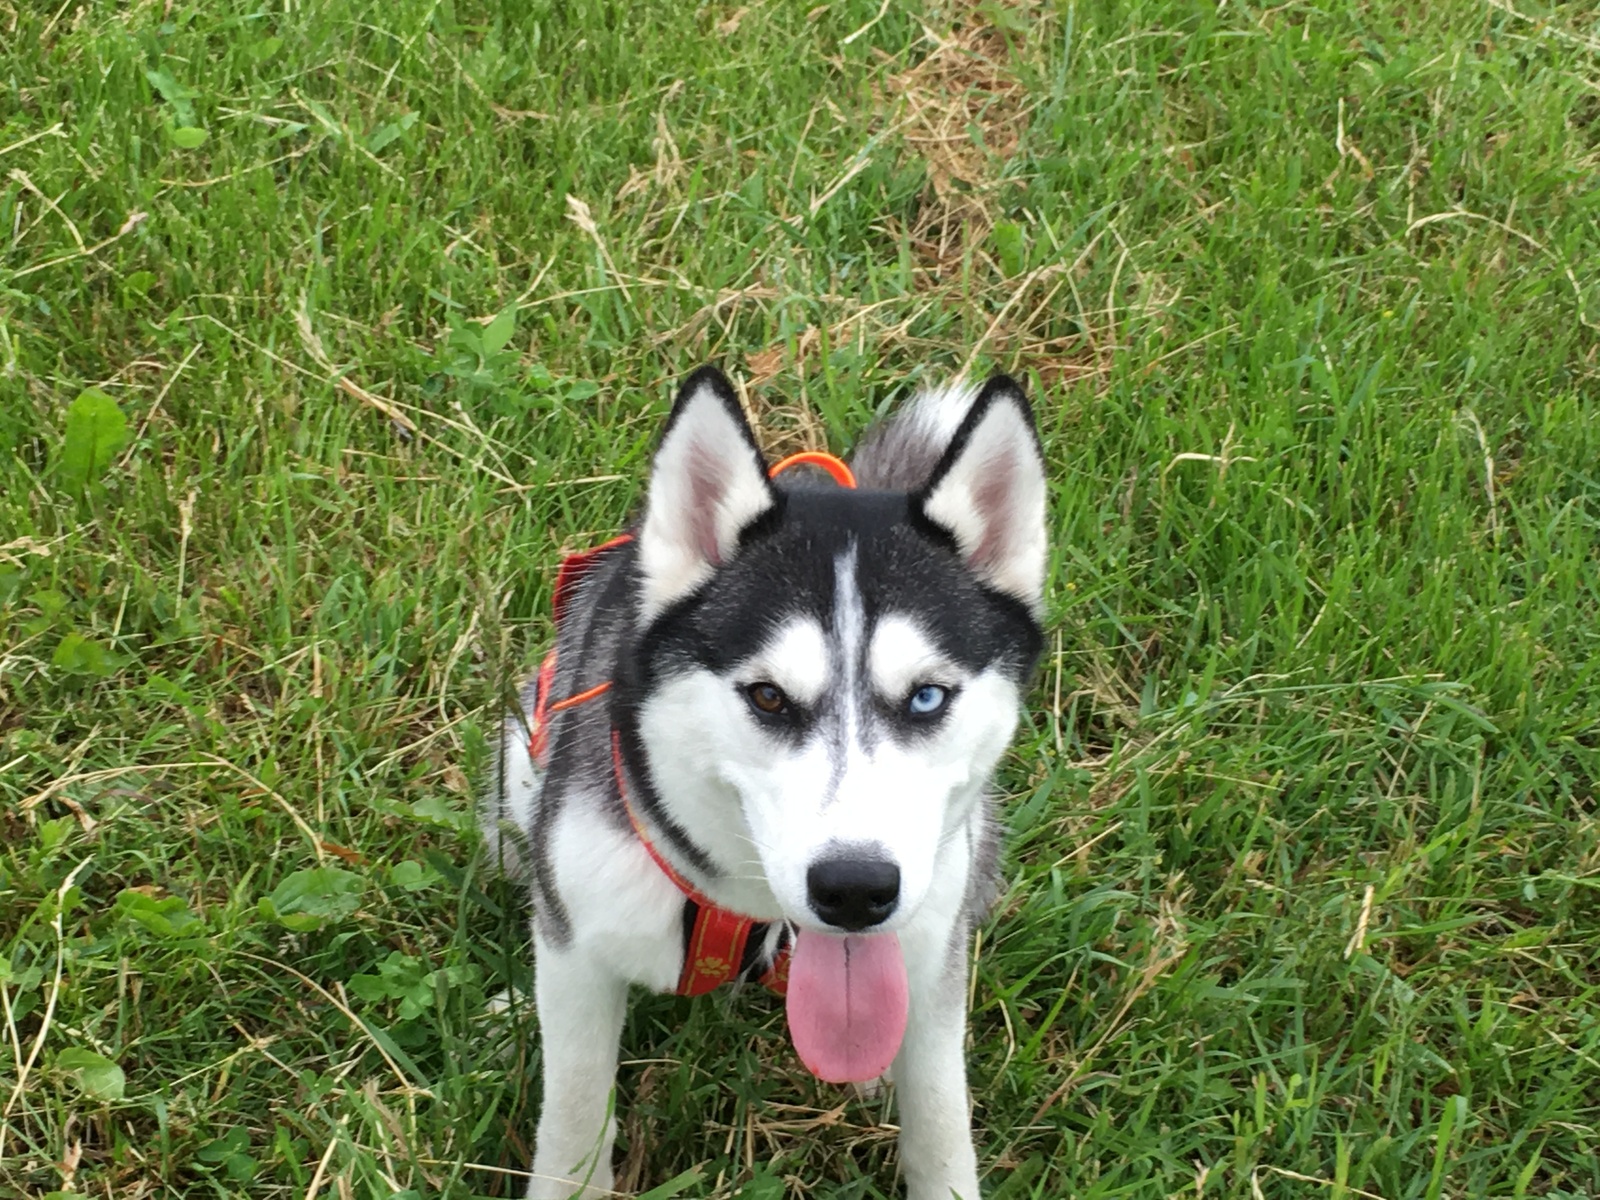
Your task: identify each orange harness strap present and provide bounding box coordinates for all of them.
[768,450,857,488]
[526,450,852,995]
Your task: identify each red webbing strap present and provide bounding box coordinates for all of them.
[527,650,560,768]
[759,942,792,993]
[679,904,759,996]
[551,533,634,624]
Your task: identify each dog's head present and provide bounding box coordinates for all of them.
[622,366,1046,932]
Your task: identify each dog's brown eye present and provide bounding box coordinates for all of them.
[746,682,789,716]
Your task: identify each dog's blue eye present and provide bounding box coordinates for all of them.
[907,685,949,717]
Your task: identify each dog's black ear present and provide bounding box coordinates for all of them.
[637,366,775,618]
[912,374,1048,614]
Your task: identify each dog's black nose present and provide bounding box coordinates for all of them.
[807,855,900,931]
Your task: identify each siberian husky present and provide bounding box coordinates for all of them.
[484,365,1047,1199]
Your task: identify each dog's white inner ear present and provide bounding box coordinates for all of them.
[916,378,1048,613]
[637,369,774,619]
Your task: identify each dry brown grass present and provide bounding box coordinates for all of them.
[881,2,1037,274]
[874,2,1110,389]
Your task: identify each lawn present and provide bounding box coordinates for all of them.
[2,0,1598,1196]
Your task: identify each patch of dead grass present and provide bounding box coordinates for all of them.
[734,341,830,459]
[882,2,1036,273]
[873,3,1112,387]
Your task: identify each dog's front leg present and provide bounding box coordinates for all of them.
[528,936,628,1200]
[893,932,981,1200]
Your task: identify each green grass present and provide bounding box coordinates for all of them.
[3,0,1599,1195]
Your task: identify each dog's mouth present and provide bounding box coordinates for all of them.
[785,930,909,1083]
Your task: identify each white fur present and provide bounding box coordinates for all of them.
[636,379,773,620]
[550,796,687,991]
[869,615,952,704]
[526,939,626,1199]
[907,379,983,450]
[523,799,704,1198]
[636,669,786,917]
[833,545,868,734]
[729,664,1017,933]
[744,616,831,707]
[921,393,1048,613]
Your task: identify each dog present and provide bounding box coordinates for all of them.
[484,365,1047,1199]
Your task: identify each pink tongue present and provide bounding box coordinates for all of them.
[785,931,908,1084]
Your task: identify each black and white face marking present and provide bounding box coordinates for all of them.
[626,370,1047,929]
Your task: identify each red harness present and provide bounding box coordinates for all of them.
[525,448,856,996]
